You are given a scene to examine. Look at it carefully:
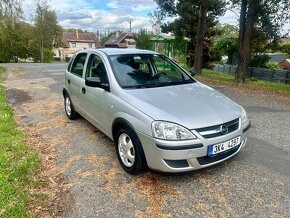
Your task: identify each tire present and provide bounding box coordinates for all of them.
[64,94,78,120]
[115,127,146,174]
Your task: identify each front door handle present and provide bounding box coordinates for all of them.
[82,87,86,94]
[68,79,70,85]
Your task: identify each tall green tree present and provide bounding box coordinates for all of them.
[0,0,24,62]
[280,42,290,55]
[153,0,226,74]
[233,0,290,83]
[212,24,238,64]
[135,29,154,50]
[33,0,61,63]
[0,18,33,62]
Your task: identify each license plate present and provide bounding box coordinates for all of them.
[208,136,241,156]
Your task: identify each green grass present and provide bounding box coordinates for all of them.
[0,67,40,217]
[195,69,290,96]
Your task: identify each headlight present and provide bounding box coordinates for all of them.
[152,121,196,140]
[240,106,248,125]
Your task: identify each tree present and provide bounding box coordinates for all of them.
[280,42,290,55]
[153,0,226,74]
[0,0,24,62]
[33,0,61,63]
[64,28,87,33]
[0,15,35,63]
[233,0,290,83]
[135,29,154,50]
[0,0,61,63]
[0,0,22,18]
[235,0,255,83]
[194,0,208,74]
[149,10,165,34]
[212,24,238,64]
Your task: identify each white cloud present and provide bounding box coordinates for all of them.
[107,0,156,11]
[58,11,92,21]
[22,0,155,32]
[57,8,151,32]
[106,1,119,9]
[29,0,290,37]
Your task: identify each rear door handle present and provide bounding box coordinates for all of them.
[82,87,86,94]
[68,79,70,85]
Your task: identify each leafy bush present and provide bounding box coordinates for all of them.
[280,43,290,55]
[265,62,281,70]
[44,49,54,63]
[250,54,270,68]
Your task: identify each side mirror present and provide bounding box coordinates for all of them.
[85,78,110,92]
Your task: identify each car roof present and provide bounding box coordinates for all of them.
[86,48,159,56]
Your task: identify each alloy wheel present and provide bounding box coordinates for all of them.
[118,133,135,167]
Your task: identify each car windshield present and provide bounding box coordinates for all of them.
[109,54,195,89]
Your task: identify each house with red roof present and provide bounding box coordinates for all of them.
[279,59,290,70]
[54,30,101,61]
[104,31,136,48]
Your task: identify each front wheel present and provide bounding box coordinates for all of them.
[115,127,146,174]
[64,94,78,120]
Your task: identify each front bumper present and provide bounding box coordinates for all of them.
[137,121,251,173]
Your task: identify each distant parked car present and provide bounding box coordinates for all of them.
[63,48,251,174]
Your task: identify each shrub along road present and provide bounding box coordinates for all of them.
[1,63,290,217]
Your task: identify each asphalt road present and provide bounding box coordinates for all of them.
[1,63,290,217]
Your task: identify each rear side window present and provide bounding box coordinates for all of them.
[70,53,87,77]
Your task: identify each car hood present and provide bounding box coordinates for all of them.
[119,82,241,129]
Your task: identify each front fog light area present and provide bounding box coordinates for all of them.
[152,121,196,140]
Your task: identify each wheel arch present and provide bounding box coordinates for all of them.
[63,88,69,98]
[112,117,148,170]
[112,118,136,142]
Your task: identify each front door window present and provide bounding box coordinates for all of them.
[71,53,87,77]
[86,54,109,84]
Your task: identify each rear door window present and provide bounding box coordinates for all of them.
[70,53,87,77]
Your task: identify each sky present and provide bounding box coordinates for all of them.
[22,0,289,35]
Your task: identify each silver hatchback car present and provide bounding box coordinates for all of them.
[63,48,251,174]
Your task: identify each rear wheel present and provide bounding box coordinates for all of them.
[115,127,145,174]
[64,94,78,120]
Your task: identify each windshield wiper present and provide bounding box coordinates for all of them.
[122,83,157,89]
[122,80,194,89]
[156,80,194,87]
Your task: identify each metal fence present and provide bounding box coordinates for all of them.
[213,64,290,84]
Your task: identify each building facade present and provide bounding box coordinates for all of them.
[54,30,101,61]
